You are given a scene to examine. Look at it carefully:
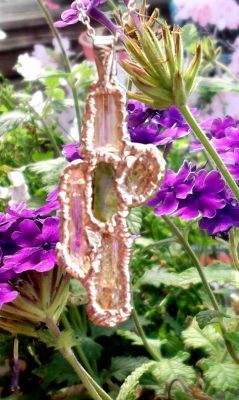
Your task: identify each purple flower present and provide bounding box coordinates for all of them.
[212,126,239,154]
[210,116,236,138]
[0,203,37,233]
[0,283,18,309]
[54,0,117,35]
[63,143,81,162]
[175,170,226,220]
[37,188,60,215]
[191,116,239,154]
[199,204,239,235]
[147,161,195,215]
[127,101,190,146]
[4,217,59,274]
[220,149,239,180]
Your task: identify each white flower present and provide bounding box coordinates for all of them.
[0,171,30,206]
[15,53,43,81]
[29,91,46,115]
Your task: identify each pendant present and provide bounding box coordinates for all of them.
[57,36,165,327]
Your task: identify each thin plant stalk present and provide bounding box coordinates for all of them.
[216,61,239,81]
[29,106,61,157]
[229,228,239,271]
[179,105,239,203]
[46,317,112,400]
[61,311,97,379]
[37,0,82,140]
[132,308,161,361]
[162,215,239,364]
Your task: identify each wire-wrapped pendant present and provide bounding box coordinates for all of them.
[57,36,165,327]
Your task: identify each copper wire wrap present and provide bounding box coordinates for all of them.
[57,36,166,327]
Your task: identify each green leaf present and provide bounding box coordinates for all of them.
[80,337,102,363]
[117,330,164,354]
[198,77,239,95]
[0,111,31,137]
[182,319,224,356]
[174,391,194,400]
[28,157,66,192]
[196,310,221,329]
[225,331,239,348]
[32,151,54,162]
[127,207,143,235]
[34,352,78,389]
[116,361,154,400]
[200,359,239,391]
[109,356,149,382]
[181,24,200,53]
[140,264,239,289]
[140,268,179,287]
[152,354,196,386]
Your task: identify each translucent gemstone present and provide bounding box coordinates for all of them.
[67,167,88,263]
[125,157,149,197]
[95,234,120,310]
[92,162,118,222]
[94,93,121,150]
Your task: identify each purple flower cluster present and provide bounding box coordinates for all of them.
[148,161,239,235]
[127,101,190,146]
[0,198,59,309]
[191,116,239,182]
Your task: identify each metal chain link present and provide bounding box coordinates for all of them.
[122,0,137,25]
[76,0,96,39]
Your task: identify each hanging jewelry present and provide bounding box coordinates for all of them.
[57,6,165,327]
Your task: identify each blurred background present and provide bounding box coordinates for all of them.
[0,0,170,78]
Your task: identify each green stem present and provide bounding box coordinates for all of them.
[132,309,161,361]
[29,106,61,157]
[37,0,82,139]
[62,311,97,379]
[162,215,239,364]
[229,228,239,271]
[46,318,112,400]
[216,61,239,81]
[179,105,239,203]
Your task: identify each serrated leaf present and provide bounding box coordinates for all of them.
[27,157,66,192]
[140,264,239,289]
[127,207,142,235]
[182,319,224,356]
[110,356,149,382]
[152,354,196,386]
[0,111,31,137]
[117,330,164,356]
[200,359,239,391]
[34,352,78,389]
[196,310,220,329]
[116,361,154,400]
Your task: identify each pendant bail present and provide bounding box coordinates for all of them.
[93,36,117,84]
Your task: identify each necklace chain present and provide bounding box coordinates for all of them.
[76,0,96,39]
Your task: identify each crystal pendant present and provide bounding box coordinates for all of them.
[57,35,166,327]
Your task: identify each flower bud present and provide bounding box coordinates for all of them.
[121,20,202,109]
